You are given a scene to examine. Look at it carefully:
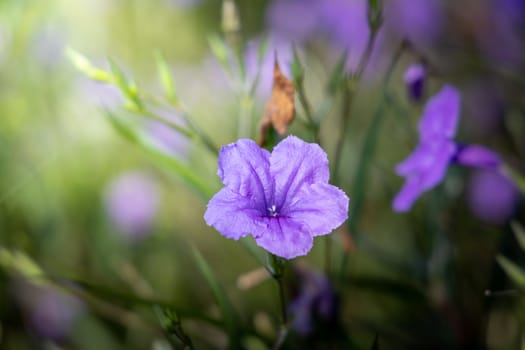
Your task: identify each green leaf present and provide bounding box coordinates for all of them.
[208,34,231,71]
[108,59,142,110]
[326,50,348,96]
[54,277,220,327]
[497,255,525,288]
[0,247,45,281]
[105,110,216,200]
[155,51,179,106]
[290,46,304,84]
[66,48,112,82]
[512,221,525,251]
[257,34,270,65]
[239,237,266,266]
[190,245,241,348]
[504,164,525,195]
[153,306,195,349]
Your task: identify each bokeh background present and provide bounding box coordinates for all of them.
[0,0,524,349]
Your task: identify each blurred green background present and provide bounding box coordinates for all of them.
[0,0,524,349]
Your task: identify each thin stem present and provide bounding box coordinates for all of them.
[296,79,320,143]
[267,253,289,350]
[272,276,289,350]
[332,29,379,185]
[338,43,405,282]
[332,79,353,184]
[324,234,333,277]
[144,94,221,154]
[277,275,288,325]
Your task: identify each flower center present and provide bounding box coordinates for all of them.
[268,204,279,217]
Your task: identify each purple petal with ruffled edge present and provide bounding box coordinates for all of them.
[255,217,313,259]
[452,144,501,169]
[270,136,329,211]
[393,139,456,212]
[217,139,272,209]
[284,183,349,236]
[204,188,266,240]
[418,85,461,140]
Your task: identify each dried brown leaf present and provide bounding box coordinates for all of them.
[258,53,295,146]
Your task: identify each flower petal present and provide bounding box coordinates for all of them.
[453,144,501,169]
[204,188,265,240]
[284,183,349,236]
[255,217,313,259]
[392,177,425,212]
[418,85,461,140]
[270,135,329,210]
[393,138,456,212]
[217,139,272,210]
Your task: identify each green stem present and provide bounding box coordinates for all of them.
[296,78,320,143]
[332,29,378,185]
[324,235,333,277]
[267,254,289,349]
[338,43,405,281]
[144,94,221,154]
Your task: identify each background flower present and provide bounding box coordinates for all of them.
[13,281,84,342]
[104,171,160,240]
[393,85,505,212]
[467,170,520,224]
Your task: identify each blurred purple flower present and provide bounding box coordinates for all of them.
[476,0,525,70]
[265,0,321,43]
[288,264,338,335]
[144,110,190,159]
[266,0,378,74]
[78,79,122,109]
[452,144,501,169]
[468,170,519,224]
[32,27,67,68]
[417,86,461,140]
[393,85,503,212]
[204,136,349,259]
[14,282,84,341]
[244,37,294,102]
[393,138,457,212]
[404,63,426,102]
[146,120,190,159]
[104,172,160,239]
[384,0,444,47]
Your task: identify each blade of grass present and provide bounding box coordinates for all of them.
[190,245,242,349]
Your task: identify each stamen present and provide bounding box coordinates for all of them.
[268,204,278,217]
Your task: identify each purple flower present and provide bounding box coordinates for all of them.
[403,63,426,102]
[104,172,160,239]
[265,0,381,75]
[452,144,501,169]
[265,0,321,43]
[244,37,294,102]
[14,281,84,341]
[393,85,502,212]
[417,86,461,140]
[204,136,349,259]
[384,0,444,47]
[467,170,519,224]
[288,264,338,335]
[393,138,457,212]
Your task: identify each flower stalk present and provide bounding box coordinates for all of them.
[267,253,289,350]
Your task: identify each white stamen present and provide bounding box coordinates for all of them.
[268,204,278,217]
